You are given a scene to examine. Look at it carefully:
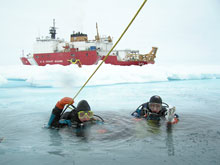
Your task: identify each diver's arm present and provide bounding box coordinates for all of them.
[48,106,63,127]
[56,97,74,109]
[131,108,142,118]
[132,103,148,118]
[48,97,74,127]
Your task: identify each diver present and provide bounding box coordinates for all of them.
[47,97,104,128]
[131,95,179,124]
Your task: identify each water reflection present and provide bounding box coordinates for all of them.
[146,120,161,134]
[48,129,64,157]
[48,126,91,145]
[0,137,6,155]
[166,124,175,156]
[146,120,176,156]
[47,126,91,157]
[49,129,62,147]
[134,119,162,138]
[74,126,91,141]
[0,137,4,143]
[133,118,175,156]
[47,113,176,158]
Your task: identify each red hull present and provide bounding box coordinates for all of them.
[21,47,157,66]
[33,49,100,66]
[20,57,31,65]
[21,52,154,66]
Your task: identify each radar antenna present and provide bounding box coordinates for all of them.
[49,19,57,39]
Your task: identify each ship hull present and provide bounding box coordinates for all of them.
[20,57,31,65]
[32,50,100,66]
[103,56,154,66]
[21,51,154,66]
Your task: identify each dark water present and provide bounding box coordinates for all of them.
[0,79,220,165]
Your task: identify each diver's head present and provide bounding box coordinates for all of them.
[75,100,93,123]
[149,95,162,113]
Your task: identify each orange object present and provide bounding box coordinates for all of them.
[132,118,143,121]
[97,129,107,134]
[56,97,74,109]
[167,117,179,124]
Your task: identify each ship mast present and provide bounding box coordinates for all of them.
[49,19,57,39]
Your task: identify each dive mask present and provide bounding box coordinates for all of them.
[78,111,93,120]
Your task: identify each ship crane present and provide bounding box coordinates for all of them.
[95,23,112,42]
[95,22,100,41]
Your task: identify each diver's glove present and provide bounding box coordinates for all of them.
[59,119,72,127]
[166,106,176,123]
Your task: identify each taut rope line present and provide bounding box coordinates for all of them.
[60,0,148,115]
[72,0,148,100]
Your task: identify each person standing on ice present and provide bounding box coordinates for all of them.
[131,95,179,124]
[47,97,104,128]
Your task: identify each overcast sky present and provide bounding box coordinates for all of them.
[0,0,219,66]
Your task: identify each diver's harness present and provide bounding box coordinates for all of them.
[132,102,169,120]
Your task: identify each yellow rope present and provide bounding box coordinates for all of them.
[73,0,148,100]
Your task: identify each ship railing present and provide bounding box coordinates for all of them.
[36,37,64,42]
[25,53,33,58]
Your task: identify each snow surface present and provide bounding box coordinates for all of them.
[0,63,220,88]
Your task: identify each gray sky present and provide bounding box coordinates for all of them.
[0,0,219,65]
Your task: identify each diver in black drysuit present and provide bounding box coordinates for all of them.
[47,97,103,128]
[132,95,179,123]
